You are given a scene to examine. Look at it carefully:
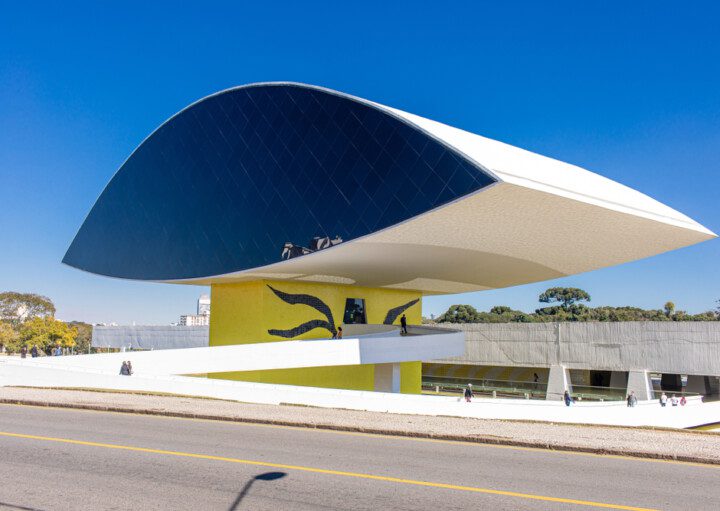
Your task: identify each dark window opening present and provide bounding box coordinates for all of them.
[343,298,367,324]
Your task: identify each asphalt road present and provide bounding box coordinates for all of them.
[0,404,718,511]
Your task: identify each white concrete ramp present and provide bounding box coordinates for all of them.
[3,326,720,429]
[6,327,463,376]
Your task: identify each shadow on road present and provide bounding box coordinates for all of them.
[228,471,288,510]
[0,502,45,511]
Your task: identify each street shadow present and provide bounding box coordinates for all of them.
[0,502,45,511]
[228,471,287,510]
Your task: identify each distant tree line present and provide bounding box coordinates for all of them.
[433,287,720,324]
[0,292,92,354]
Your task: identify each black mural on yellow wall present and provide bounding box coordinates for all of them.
[267,285,420,338]
[267,285,337,338]
[383,299,420,325]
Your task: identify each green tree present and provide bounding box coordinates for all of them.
[17,317,77,352]
[689,311,717,321]
[0,320,19,353]
[664,301,675,318]
[538,287,591,311]
[436,304,480,323]
[67,321,93,353]
[0,292,56,327]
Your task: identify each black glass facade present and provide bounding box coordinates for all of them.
[63,83,496,280]
[343,298,367,324]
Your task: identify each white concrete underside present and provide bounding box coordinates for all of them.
[167,83,715,293]
[181,183,714,293]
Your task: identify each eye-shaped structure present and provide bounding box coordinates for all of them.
[64,82,714,293]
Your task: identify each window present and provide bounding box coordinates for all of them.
[343,298,367,324]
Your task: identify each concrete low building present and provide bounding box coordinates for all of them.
[429,322,720,400]
[63,82,714,394]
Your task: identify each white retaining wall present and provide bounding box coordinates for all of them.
[1,361,717,429]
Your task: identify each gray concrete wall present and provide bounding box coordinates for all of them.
[92,326,209,350]
[433,322,720,376]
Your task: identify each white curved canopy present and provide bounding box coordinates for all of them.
[172,83,715,294]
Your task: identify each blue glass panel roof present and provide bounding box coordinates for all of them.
[63,83,496,280]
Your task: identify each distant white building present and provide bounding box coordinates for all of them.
[197,294,210,316]
[179,314,209,326]
[179,294,211,326]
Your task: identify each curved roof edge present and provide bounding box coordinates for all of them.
[254,82,713,236]
[372,101,714,236]
[62,82,715,292]
[68,81,715,246]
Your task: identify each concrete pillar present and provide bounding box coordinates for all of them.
[686,375,711,396]
[546,365,572,401]
[374,363,401,393]
[627,370,653,401]
[710,377,720,396]
[609,371,628,389]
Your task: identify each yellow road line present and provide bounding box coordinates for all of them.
[2,401,718,470]
[0,430,656,511]
[692,424,720,432]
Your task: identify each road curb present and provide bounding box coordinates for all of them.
[2,397,719,467]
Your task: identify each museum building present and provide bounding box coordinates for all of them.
[64,82,715,392]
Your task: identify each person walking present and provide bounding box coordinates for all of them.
[464,383,474,403]
[20,345,28,359]
[660,392,668,407]
[54,345,62,356]
[680,395,687,406]
[671,394,679,407]
[335,327,343,339]
[564,390,573,406]
[627,391,637,407]
[126,361,133,375]
[30,345,38,358]
[400,314,408,335]
[120,361,129,375]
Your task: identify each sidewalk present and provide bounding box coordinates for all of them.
[1,386,719,465]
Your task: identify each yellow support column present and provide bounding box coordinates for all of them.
[208,280,421,393]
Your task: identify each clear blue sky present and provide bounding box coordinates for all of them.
[1,1,719,324]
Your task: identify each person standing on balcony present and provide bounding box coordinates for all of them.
[400,314,408,335]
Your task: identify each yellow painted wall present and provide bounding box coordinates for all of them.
[209,280,422,392]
